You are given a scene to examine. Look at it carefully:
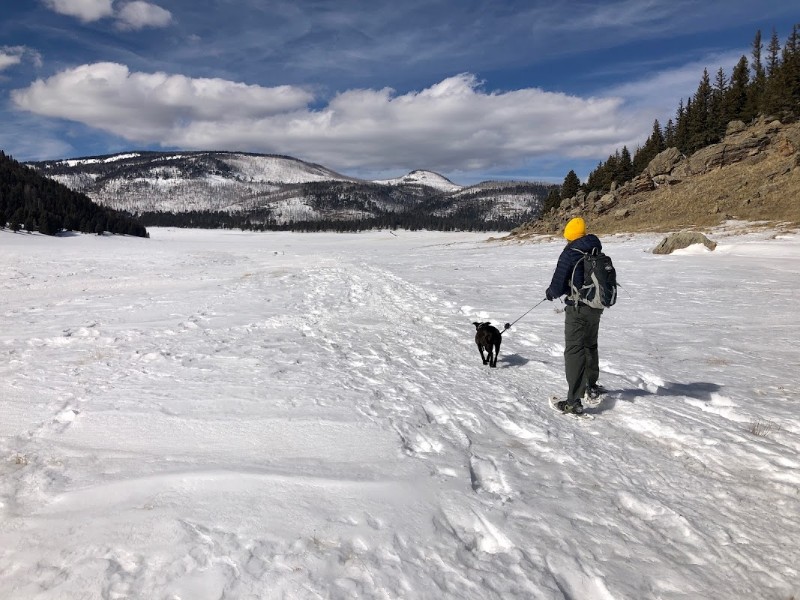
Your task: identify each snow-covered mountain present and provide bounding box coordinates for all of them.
[31,151,359,215]
[49,151,356,185]
[374,169,462,193]
[27,151,552,229]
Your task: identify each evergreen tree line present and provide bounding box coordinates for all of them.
[137,204,532,233]
[0,151,148,237]
[552,24,800,201]
[135,179,548,232]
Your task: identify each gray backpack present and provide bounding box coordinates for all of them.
[570,248,618,309]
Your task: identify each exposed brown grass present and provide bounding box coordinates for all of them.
[747,419,782,438]
[589,152,800,236]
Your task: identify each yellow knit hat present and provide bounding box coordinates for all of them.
[563,217,586,241]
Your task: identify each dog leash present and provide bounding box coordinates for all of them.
[500,297,548,335]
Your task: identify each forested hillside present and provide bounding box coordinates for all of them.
[526,23,800,236]
[134,179,552,232]
[541,24,800,215]
[0,151,148,237]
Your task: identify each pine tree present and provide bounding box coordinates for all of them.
[632,120,665,174]
[782,24,800,120]
[585,161,606,193]
[763,29,785,118]
[767,28,782,76]
[686,68,714,152]
[605,152,620,186]
[747,30,766,116]
[543,187,562,213]
[653,120,666,153]
[674,98,691,153]
[726,55,751,123]
[664,119,676,148]
[619,146,634,182]
[710,67,729,137]
[560,170,581,200]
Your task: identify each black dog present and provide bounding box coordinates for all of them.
[473,322,501,367]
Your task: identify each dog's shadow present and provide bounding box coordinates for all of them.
[498,354,530,368]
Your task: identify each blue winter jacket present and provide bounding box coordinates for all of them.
[546,234,602,305]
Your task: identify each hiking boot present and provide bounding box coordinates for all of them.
[556,400,584,415]
[586,384,607,400]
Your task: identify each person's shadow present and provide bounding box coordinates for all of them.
[590,381,721,414]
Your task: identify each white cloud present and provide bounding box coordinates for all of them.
[42,0,113,22]
[115,1,172,30]
[12,64,646,174]
[0,52,22,72]
[11,62,314,140]
[42,0,171,29]
[563,0,679,31]
[0,46,43,72]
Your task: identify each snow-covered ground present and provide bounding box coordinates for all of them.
[1,226,798,600]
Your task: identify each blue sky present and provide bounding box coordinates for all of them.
[1,1,797,184]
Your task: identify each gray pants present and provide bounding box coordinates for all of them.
[564,304,603,403]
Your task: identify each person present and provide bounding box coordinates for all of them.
[545,217,605,415]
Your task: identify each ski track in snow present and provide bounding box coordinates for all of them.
[1,227,799,599]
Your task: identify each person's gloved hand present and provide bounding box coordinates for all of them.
[545,289,554,301]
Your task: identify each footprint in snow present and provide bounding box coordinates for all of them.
[469,454,512,500]
[438,499,514,555]
[394,424,443,455]
[547,555,618,600]
[490,414,549,445]
[51,407,80,433]
[422,402,451,425]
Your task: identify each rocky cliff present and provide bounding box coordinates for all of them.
[510,118,800,239]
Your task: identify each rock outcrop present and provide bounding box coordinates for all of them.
[511,117,800,239]
[645,147,683,177]
[652,231,717,254]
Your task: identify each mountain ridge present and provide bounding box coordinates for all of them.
[27,150,552,230]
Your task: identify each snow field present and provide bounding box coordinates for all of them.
[1,227,798,599]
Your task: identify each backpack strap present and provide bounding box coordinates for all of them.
[569,248,587,304]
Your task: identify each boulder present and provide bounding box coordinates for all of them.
[775,126,800,156]
[652,231,717,254]
[596,192,618,214]
[646,147,683,177]
[725,120,747,136]
[652,174,682,186]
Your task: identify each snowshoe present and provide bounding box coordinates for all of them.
[549,396,593,420]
